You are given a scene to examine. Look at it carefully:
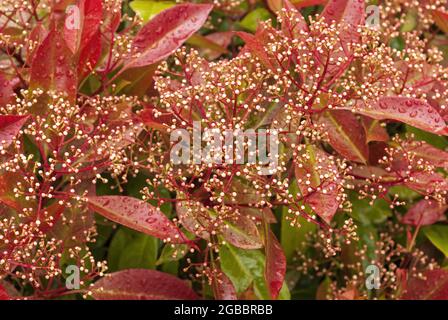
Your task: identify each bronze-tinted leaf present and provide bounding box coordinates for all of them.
[0,115,28,149]
[318,110,369,163]
[0,73,15,106]
[432,9,448,34]
[0,284,9,300]
[222,214,263,249]
[91,269,198,300]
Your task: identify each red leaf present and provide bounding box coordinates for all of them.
[91,269,198,300]
[139,105,176,131]
[0,284,10,300]
[405,171,448,194]
[64,0,103,53]
[78,29,102,80]
[295,145,342,223]
[221,214,263,249]
[280,0,308,37]
[124,3,213,70]
[201,32,233,60]
[361,116,389,143]
[0,115,28,149]
[87,196,187,243]
[0,73,15,106]
[236,31,275,70]
[401,269,448,300]
[349,97,448,135]
[402,199,447,226]
[321,0,365,26]
[320,0,364,71]
[305,181,341,224]
[265,229,286,300]
[405,141,448,169]
[29,29,78,102]
[212,272,238,300]
[26,23,48,66]
[432,9,448,34]
[318,110,369,163]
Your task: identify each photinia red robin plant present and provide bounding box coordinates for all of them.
[0,0,448,301]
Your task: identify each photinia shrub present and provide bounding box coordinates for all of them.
[0,0,448,300]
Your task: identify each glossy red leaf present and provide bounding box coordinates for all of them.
[64,0,103,53]
[78,29,102,80]
[124,3,213,70]
[0,284,9,300]
[0,115,28,149]
[401,269,448,300]
[320,0,364,71]
[91,269,198,300]
[29,29,78,102]
[318,110,369,163]
[212,272,238,300]
[87,196,187,243]
[402,199,447,226]
[265,229,286,300]
[349,97,448,135]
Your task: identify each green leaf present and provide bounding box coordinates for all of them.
[219,244,253,294]
[400,10,418,32]
[424,225,448,257]
[281,180,316,261]
[405,125,448,149]
[130,1,175,22]
[388,185,420,201]
[219,244,290,300]
[107,227,159,271]
[240,8,272,33]
[348,193,392,225]
[156,243,188,265]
